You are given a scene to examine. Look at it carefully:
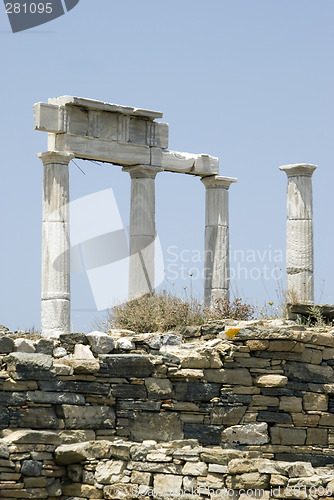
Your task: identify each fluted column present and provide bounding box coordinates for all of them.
[123,165,162,300]
[280,163,317,304]
[201,175,237,309]
[38,151,74,337]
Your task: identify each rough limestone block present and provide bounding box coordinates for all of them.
[284,361,334,384]
[145,378,173,399]
[34,103,64,133]
[303,392,328,412]
[286,462,314,478]
[3,430,61,445]
[153,474,183,496]
[255,374,288,387]
[279,397,303,412]
[0,337,14,354]
[205,368,252,386]
[6,353,55,380]
[62,405,115,429]
[182,461,208,476]
[99,354,154,378]
[21,460,42,477]
[12,408,59,430]
[73,344,95,359]
[86,331,115,354]
[95,460,126,483]
[221,423,269,445]
[130,413,182,442]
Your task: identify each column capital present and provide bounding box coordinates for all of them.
[279,163,317,177]
[201,175,237,189]
[37,151,75,165]
[122,164,163,179]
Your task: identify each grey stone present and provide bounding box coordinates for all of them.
[95,460,126,483]
[46,479,62,496]
[21,460,43,476]
[86,331,115,354]
[53,347,67,358]
[130,413,182,442]
[62,405,115,429]
[174,381,220,402]
[99,354,154,377]
[0,443,9,458]
[221,423,269,445]
[0,409,9,428]
[11,408,59,429]
[112,384,147,399]
[145,378,173,399]
[0,392,26,406]
[184,424,221,445]
[162,333,183,346]
[59,333,88,352]
[0,337,14,354]
[35,339,53,355]
[14,338,35,353]
[287,462,314,478]
[55,440,113,465]
[284,361,334,383]
[117,338,135,350]
[257,411,292,424]
[6,353,55,380]
[27,391,85,405]
[38,380,109,394]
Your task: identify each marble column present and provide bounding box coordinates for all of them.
[201,175,237,309]
[123,165,162,300]
[37,151,74,337]
[280,163,317,304]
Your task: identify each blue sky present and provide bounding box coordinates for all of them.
[1,0,333,332]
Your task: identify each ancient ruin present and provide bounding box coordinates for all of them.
[34,96,237,337]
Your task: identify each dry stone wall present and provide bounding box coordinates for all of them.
[0,320,334,498]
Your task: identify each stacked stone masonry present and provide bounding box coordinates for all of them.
[1,320,334,498]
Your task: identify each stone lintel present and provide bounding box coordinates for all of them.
[201,175,238,189]
[37,151,75,165]
[48,95,163,120]
[279,164,317,177]
[122,165,163,179]
[151,149,219,176]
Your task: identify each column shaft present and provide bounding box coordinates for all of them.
[201,176,237,309]
[123,165,161,300]
[38,151,74,337]
[280,164,317,303]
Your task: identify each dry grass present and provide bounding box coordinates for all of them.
[104,292,255,333]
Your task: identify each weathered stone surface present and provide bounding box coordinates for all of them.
[14,338,35,353]
[35,339,53,356]
[145,378,173,399]
[95,460,126,483]
[59,333,88,352]
[174,381,220,402]
[279,396,303,412]
[55,440,113,464]
[38,380,109,394]
[255,374,288,387]
[4,430,61,445]
[104,483,135,499]
[27,391,85,405]
[182,461,208,476]
[112,383,147,399]
[86,331,115,354]
[130,413,182,442]
[0,336,14,354]
[99,354,154,377]
[11,408,59,429]
[21,460,42,476]
[205,368,252,385]
[221,423,269,445]
[287,461,314,477]
[60,357,100,374]
[183,424,221,445]
[6,353,55,380]
[257,411,292,424]
[284,361,334,383]
[153,473,183,496]
[62,405,115,429]
[271,426,306,445]
[303,392,328,411]
[73,343,95,359]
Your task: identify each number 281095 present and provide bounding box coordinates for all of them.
[6,3,53,14]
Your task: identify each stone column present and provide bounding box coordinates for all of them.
[201,175,237,309]
[37,151,74,337]
[123,165,162,300]
[280,163,317,304]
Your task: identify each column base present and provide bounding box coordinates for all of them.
[41,298,70,338]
